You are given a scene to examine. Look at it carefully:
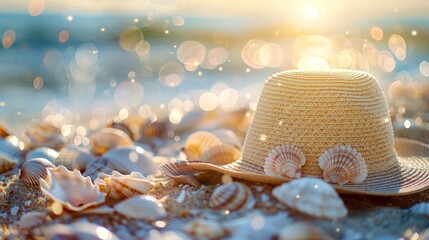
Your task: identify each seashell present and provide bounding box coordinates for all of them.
[171,110,205,135]
[0,152,18,174]
[80,205,115,215]
[264,144,306,179]
[209,182,254,211]
[184,131,222,161]
[160,162,202,188]
[211,128,243,150]
[0,138,22,161]
[95,171,155,199]
[41,222,119,240]
[82,157,115,181]
[318,145,367,185]
[90,128,134,155]
[140,118,169,138]
[409,202,429,216]
[277,222,334,240]
[23,123,65,150]
[0,123,10,138]
[106,120,134,140]
[272,178,347,219]
[200,144,241,165]
[19,158,56,187]
[56,144,96,171]
[102,146,158,176]
[114,195,167,221]
[18,211,47,229]
[26,147,59,163]
[182,219,226,239]
[39,165,106,211]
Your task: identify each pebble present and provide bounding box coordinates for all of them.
[176,189,186,203]
[10,206,19,215]
[24,200,31,206]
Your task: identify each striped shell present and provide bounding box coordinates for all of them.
[184,131,222,161]
[102,146,158,176]
[0,138,22,161]
[24,123,65,150]
[114,195,167,221]
[264,145,306,179]
[272,178,347,219]
[0,152,18,174]
[90,128,134,156]
[318,145,367,185]
[211,129,243,150]
[160,162,202,188]
[56,145,96,171]
[200,144,241,165]
[39,165,106,211]
[19,158,56,187]
[277,222,333,240]
[409,202,429,216]
[209,182,254,211]
[140,119,169,138]
[26,147,59,163]
[82,157,115,181]
[95,171,155,199]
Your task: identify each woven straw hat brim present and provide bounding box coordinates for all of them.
[180,138,429,196]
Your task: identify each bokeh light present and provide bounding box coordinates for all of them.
[199,92,218,111]
[2,30,16,49]
[119,27,144,52]
[158,61,185,87]
[177,41,206,69]
[114,80,144,107]
[28,0,45,16]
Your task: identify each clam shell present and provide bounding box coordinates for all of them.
[82,157,115,181]
[318,145,367,185]
[26,147,59,163]
[272,178,347,219]
[90,128,134,155]
[211,129,243,150]
[184,131,222,161]
[209,182,254,211]
[277,222,334,240]
[56,144,96,171]
[19,158,56,187]
[18,211,47,229]
[200,144,241,165]
[409,202,429,216]
[160,162,202,188]
[39,165,106,211]
[140,119,169,138]
[0,152,18,174]
[24,123,65,150]
[114,195,167,221]
[96,171,155,199]
[182,219,226,239]
[102,146,158,176]
[41,222,119,240]
[264,144,306,179]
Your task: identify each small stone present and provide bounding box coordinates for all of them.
[177,190,186,203]
[10,206,19,215]
[24,200,32,206]
[256,186,264,192]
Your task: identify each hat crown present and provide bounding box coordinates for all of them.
[242,70,397,177]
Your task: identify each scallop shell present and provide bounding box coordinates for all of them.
[114,195,167,221]
[200,144,241,165]
[24,123,65,150]
[18,211,47,229]
[41,222,119,240]
[26,147,59,163]
[56,144,96,171]
[160,162,202,188]
[19,158,56,187]
[409,202,429,216]
[0,152,18,174]
[182,219,226,239]
[272,178,347,219]
[209,182,254,211]
[82,157,115,181]
[95,171,155,199]
[264,144,306,179]
[277,222,334,240]
[39,165,106,211]
[140,119,169,138]
[184,131,222,161]
[318,145,367,185]
[106,120,134,140]
[90,128,134,155]
[102,146,158,176]
[211,129,243,150]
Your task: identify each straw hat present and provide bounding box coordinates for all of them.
[174,70,429,196]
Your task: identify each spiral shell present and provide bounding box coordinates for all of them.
[56,144,96,171]
[199,144,241,165]
[39,165,106,211]
[264,145,306,179]
[26,147,59,163]
[0,152,18,174]
[95,171,155,199]
[82,157,115,181]
[272,178,347,219]
[90,128,134,155]
[318,145,367,185]
[23,123,65,150]
[409,202,429,216]
[209,182,254,211]
[114,195,167,221]
[184,131,222,161]
[19,158,56,187]
[160,162,202,188]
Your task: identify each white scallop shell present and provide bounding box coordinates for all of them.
[160,162,202,188]
[182,219,226,239]
[211,129,243,150]
[0,152,18,174]
[264,145,306,179]
[318,145,367,185]
[272,178,347,219]
[90,128,134,155]
[82,157,115,181]
[184,131,222,161]
[277,222,333,240]
[55,144,96,171]
[26,147,59,163]
[102,146,158,176]
[200,144,242,165]
[95,171,155,199]
[209,182,254,211]
[409,202,429,216]
[18,211,47,229]
[39,165,106,211]
[19,158,56,187]
[23,123,65,150]
[114,195,167,221]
